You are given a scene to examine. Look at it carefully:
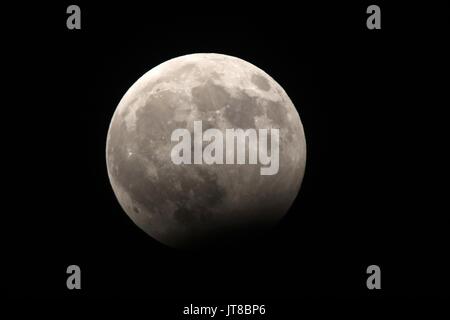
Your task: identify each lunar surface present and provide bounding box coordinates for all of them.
[106,53,306,248]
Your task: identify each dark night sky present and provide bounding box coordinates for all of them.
[4,1,448,307]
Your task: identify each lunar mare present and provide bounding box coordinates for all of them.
[106,53,306,248]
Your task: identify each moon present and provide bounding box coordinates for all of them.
[106,53,306,248]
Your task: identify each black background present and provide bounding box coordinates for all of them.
[5,0,448,309]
